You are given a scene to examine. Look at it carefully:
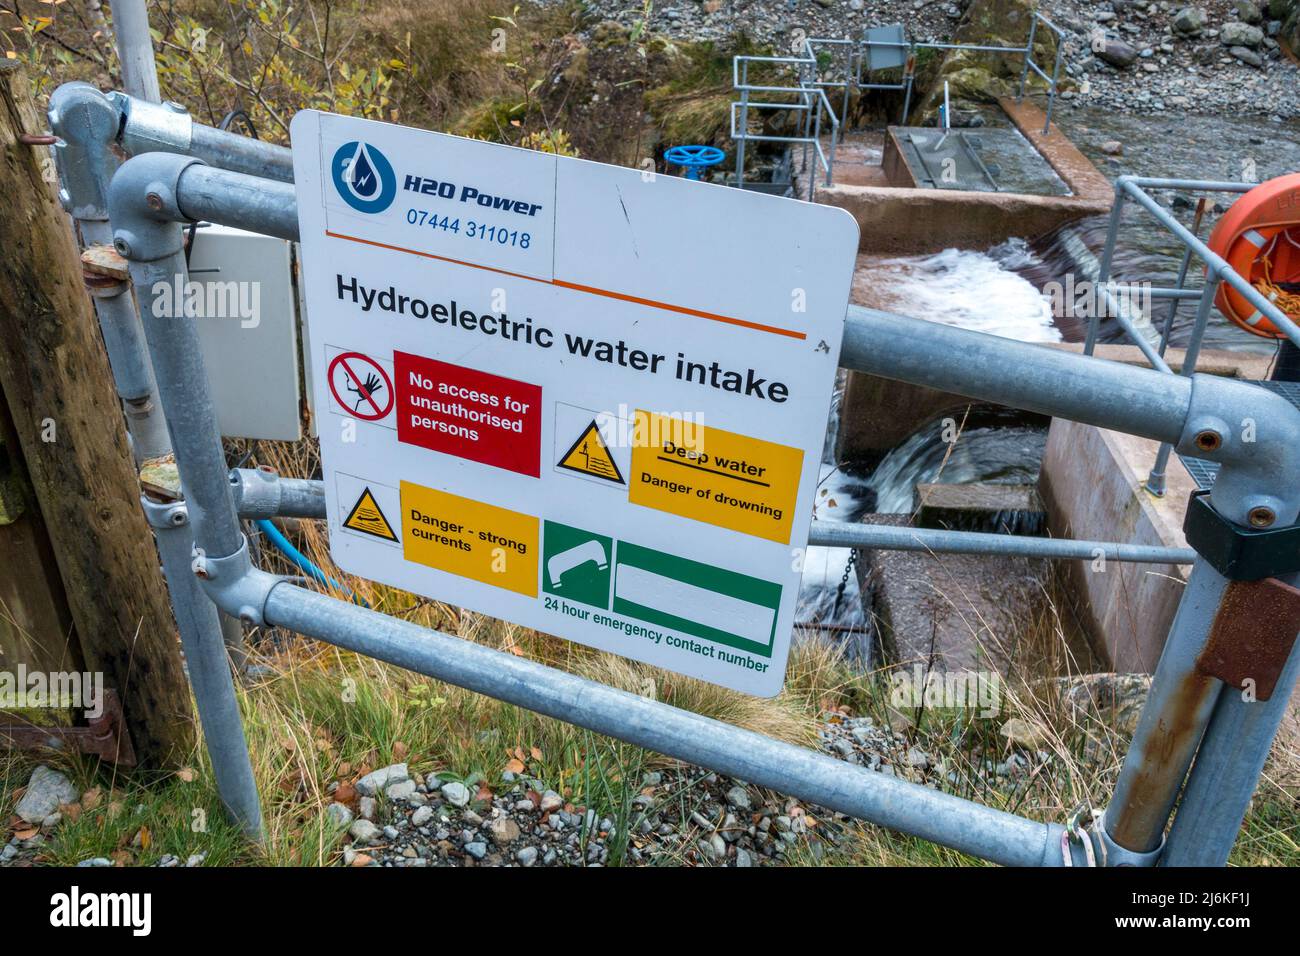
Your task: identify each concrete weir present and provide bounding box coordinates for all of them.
[808,99,1112,254]
[809,96,1275,677]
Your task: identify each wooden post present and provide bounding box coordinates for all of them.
[0,62,194,768]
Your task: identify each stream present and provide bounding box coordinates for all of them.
[794,106,1300,641]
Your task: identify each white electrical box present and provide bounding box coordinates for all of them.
[187,223,303,440]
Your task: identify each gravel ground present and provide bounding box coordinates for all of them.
[328,712,1057,867]
[573,0,1300,119]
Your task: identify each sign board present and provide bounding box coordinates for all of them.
[188,223,302,440]
[290,111,858,696]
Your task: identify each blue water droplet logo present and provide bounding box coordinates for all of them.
[349,145,377,197]
[331,140,397,214]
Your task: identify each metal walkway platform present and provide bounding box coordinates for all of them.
[1179,380,1300,490]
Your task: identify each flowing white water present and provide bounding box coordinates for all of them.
[797,243,1060,649]
[858,240,1063,343]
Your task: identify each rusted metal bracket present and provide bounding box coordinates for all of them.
[1198,577,1300,701]
[0,688,137,765]
[80,243,131,298]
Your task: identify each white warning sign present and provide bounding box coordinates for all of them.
[292,110,858,695]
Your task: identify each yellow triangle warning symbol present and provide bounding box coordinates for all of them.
[343,487,398,542]
[558,420,625,485]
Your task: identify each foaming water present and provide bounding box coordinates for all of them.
[867,422,1048,514]
[852,243,1062,343]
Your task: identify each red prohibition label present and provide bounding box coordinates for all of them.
[328,351,394,421]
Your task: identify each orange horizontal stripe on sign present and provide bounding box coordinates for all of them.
[324,230,807,341]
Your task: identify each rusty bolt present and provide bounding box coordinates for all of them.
[1194,430,1222,453]
[18,133,58,146]
[257,464,279,476]
[146,192,164,212]
[1248,507,1276,529]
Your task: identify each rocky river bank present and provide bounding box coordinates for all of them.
[573,0,1300,120]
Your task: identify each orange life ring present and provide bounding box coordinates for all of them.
[1205,173,1300,339]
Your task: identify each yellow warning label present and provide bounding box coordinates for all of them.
[343,487,398,542]
[628,410,803,544]
[558,420,625,484]
[400,481,538,596]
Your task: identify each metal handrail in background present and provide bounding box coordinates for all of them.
[1084,175,1300,495]
[731,11,1067,197]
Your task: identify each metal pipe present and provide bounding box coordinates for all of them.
[264,581,1068,866]
[807,521,1196,565]
[188,123,294,183]
[148,506,263,838]
[1085,190,1125,355]
[108,0,160,103]
[230,477,1196,565]
[1104,561,1227,853]
[1158,199,1209,357]
[1016,15,1037,101]
[1042,35,1063,135]
[1161,573,1300,866]
[1146,275,1219,496]
[734,87,749,188]
[230,468,329,519]
[124,252,245,559]
[843,305,1192,443]
[175,164,300,241]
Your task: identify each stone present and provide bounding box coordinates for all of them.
[358,796,377,820]
[1048,673,1152,736]
[487,817,521,844]
[516,846,539,866]
[349,819,382,845]
[384,780,418,802]
[1220,22,1264,46]
[1171,7,1208,35]
[999,717,1050,749]
[440,780,471,807]
[1101,139,1124,155]
[1229,45,1264,65]
[77,857,113,867]
[326,802,353,828]
[1094,37,1141,68]
[411,805,434,828]
[735,847,753,867]
[464,841,488,860]
[724,785,751,810]
[15,766,79,824]
[539,790,564,813]
[355,763,408,797]
[1234,0,1263,24]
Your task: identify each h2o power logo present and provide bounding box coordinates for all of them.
[332,141,397,214]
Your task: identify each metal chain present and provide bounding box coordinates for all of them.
[832,550,857,618]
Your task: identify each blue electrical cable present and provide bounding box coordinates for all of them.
[253,518,370,607]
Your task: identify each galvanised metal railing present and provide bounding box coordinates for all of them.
[731,44,840,201]
[46,81,1300,870]
[1084,176,1300,496]
[732,12,1067,196]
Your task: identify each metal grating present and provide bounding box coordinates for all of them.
[1178,380,1300,491]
